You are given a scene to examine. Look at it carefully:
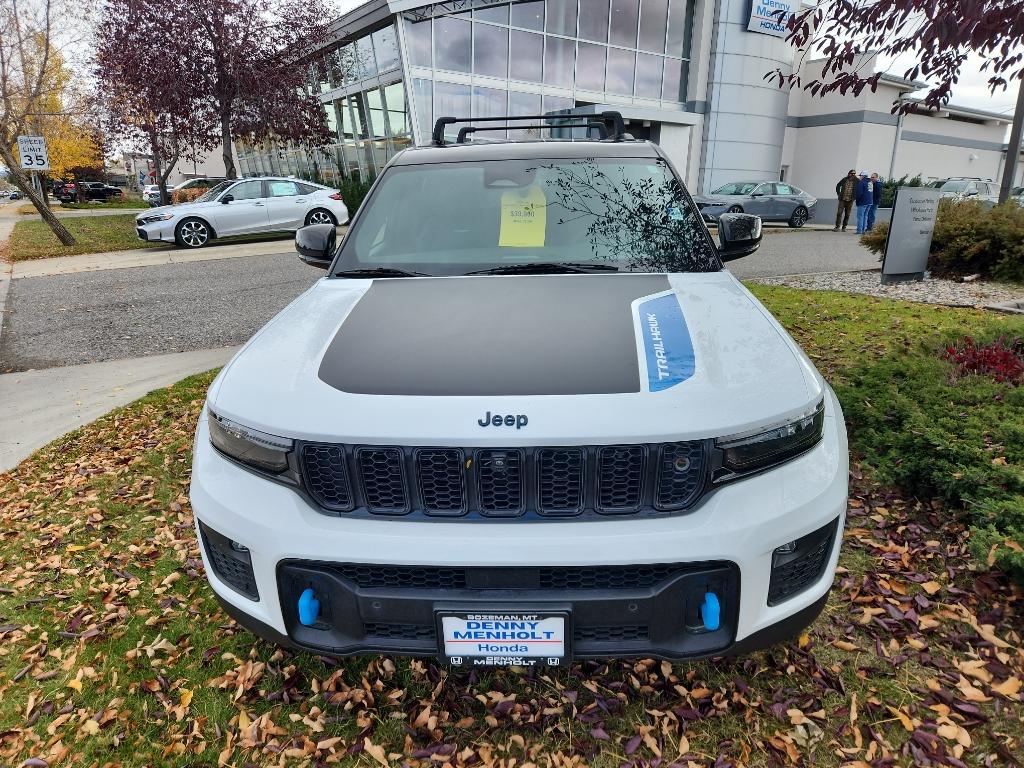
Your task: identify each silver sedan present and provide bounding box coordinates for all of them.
[693,181,817,228]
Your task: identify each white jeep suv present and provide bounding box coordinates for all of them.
[190,113,848,667]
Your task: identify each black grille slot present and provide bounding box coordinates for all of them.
[597,446,646,512]
[416,449,466,515]
[199,523,258,600]
[301,445,353,511]
[334,564,468,589]
[537,448,584,515]
[476,450,524,515]
[357,448,408,513]
[655,442,705,510]
[364,623,436,641]
[539,564,684,590]
[768,519,838,605]
[575,625,649,643]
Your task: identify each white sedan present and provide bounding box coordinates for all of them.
[135,177,350,248]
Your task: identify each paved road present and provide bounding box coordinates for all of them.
[0,229,878,372]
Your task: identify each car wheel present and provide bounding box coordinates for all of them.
[175,217,211,248]
[305,209,337,226]
[727,205,743,213]
[788,206,808,228]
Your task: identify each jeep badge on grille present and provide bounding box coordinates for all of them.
[477,411,528,429]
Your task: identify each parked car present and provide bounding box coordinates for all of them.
[938,178,1000,208]
[692,181,817,228]
[9,190,22,200]
[142,184,165,206]
[189,112,848,666]
[135,177,349,248]
[58,181,123,203]
[173,177,226,193]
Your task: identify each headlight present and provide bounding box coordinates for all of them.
[208,409,292,473]
[140,213,174,224]
[715,400,824,478]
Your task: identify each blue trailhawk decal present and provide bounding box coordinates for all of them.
[637,292,695,391]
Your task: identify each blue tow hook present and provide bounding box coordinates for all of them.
[701,592,721,631]
[298,588,320,626]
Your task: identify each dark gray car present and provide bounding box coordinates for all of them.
[693,181,817,228]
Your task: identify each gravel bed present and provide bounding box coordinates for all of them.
[752,269,1024,309]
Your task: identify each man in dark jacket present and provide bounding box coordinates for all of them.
[855,171,873,234]
[867,172,883,231]
[834,169,857,231]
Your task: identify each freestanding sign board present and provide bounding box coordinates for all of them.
[16,135,50,171]
[747,0,795,37]
[881,187,941,284]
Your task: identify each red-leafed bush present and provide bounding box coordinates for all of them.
[942,336,1024,385]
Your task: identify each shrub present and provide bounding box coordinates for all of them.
[942,336,1024,385]
[172,187,205,204]
[334,174,376,216]
[879,174,924,208]
[859,199,1024,281]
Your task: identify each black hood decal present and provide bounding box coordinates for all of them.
[318,274,672,396]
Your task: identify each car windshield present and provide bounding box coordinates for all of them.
[711,182,759,195]
[335,157,718,276]
[940,180,970,193]
[194,181,234,203]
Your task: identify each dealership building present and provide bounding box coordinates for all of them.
[235,0,1023,215]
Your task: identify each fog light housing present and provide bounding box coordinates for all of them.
[774,541,797,554]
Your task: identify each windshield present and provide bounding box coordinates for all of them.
[940,180,970,193]
[712,182,759,195]
[194,181,234,203]
[334,157,718,276]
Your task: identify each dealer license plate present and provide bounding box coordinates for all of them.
[437,611,569,667]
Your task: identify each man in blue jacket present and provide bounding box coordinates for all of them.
[867,173,883,231]
[855,171,873,234]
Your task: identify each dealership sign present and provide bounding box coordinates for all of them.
[747,0,794,37]
[881,187,941,284]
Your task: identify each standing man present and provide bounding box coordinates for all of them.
[855,171,873,234]
[867,172,883,231]
[834,169,857,231]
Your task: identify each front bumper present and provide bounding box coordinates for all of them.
[135,219,177,243]
[190,389,848,661]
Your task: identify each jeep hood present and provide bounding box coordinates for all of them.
[209,273,823,444]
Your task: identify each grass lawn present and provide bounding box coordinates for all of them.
[5,215,295,262]
[56,200,149,211]
[1,287,1022,767]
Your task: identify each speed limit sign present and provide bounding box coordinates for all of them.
[17,136,50,171]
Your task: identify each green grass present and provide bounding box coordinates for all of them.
[6,214,296,261]
[56,199,148,211]
[1,288,1022,766]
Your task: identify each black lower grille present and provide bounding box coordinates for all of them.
[199,522,258,600]
[574,625,649,643]
[364,623,436,641]
[299,441,709,520]
[327,563,699,591]
[768,518,838,605]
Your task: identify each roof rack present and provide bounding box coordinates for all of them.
[431,110,628,146]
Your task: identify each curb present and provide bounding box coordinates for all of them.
[0,260,11,350]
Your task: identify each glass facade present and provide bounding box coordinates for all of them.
[238,0,695,184]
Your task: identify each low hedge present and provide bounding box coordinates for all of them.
[861,198,1024,282]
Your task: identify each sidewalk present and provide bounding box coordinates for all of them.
[0,346,239,472]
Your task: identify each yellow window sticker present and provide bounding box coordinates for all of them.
[499,186,546,248]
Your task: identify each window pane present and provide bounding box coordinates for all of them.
[230,180,263,200]
[510,30,543,82]
[546,0,577,36]
[508,91,542,138]
[384,82,408,137]
[412,78,432,143]
[578,0,609,42]
[544,36,575,88]
[609,0,639,47]
[326,100,339,141]
[474,2,508,24]
[474,22,509,78]
[434,82,471,139]
[435,16,471,72]
[406,19,432,66]
[510,0,544,29]
[356,35,377,77]
[635,53,662,98]
[662,57,686,101]
[638,0,668,52]
[666,0,691,58]
[576,42,606,91]
[373,26,399,72]
[543,94,573,113]
[473,86,508,137]
[605,47,634,94]
[269,180,300,197]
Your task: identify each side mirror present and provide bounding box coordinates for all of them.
[221,194,233,204]
[717,212,762,261]
[296,223,336,269]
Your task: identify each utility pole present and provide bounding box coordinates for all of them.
[998,80,1024,203]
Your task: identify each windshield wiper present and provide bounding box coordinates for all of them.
[465,262,619,276]
[333,267,427,278]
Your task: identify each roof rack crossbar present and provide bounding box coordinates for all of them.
[432,110,627,146]
[456,121,608,143]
